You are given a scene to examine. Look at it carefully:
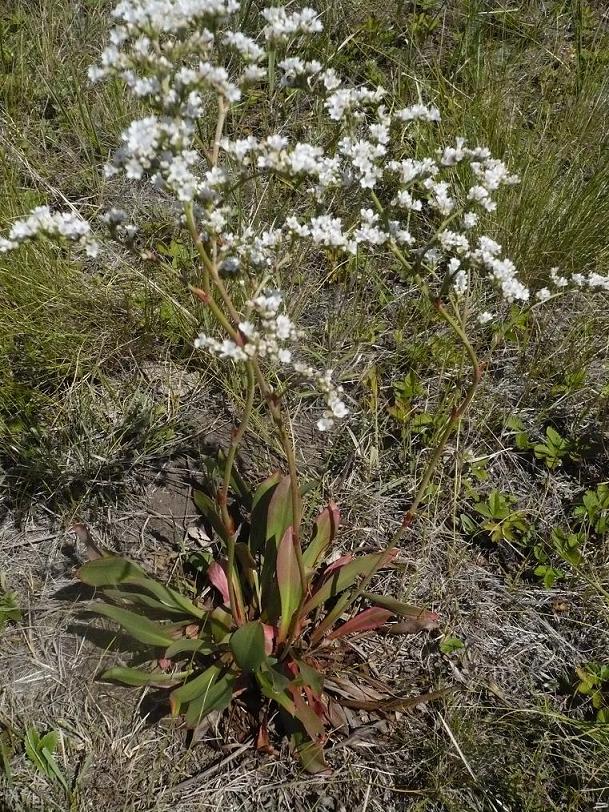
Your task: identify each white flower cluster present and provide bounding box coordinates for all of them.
[3,1,609,435]
[195,291,348,429]
[0,206,99,257]
[534,265,609,301]
[261,6,322,42]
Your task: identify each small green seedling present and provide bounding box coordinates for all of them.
[575,663,609,723]
[468,490,530,544]
[550,527,584,567]
[24,727,71,796]
[573,483,609,535]
[532,545,564,588]
[439,636,464,655]
[504,415,532,452]
[0,574,21,632]
[534,426,571,470]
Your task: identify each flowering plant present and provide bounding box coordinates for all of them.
[2,0,608,772]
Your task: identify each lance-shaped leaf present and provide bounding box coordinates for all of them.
[361,592,439,629]
[266,476,294,547]
[323,554,353,576]
[193,490,229,543]
[250,472,282,554]
[88,602,175,647]
[295,659,324,695]
[276,527,302,643]
[229,621,266,672]
[280,710,330,775]
[259,477,294,622]
[256,668,296,714]
[24,728,69,793]
[302,502,340,570]
[164,638,214,659]
[170,663,221,716]
[303,549,397,615]
[101,587,192,617]
[207,561,230,605]
[309,590,354,647]
[184,672,235,728]
[327,607,393,640]
[289,686,325,742]
[79,557,204,618]
[101,666,189,687]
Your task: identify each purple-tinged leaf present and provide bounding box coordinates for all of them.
[324,554,353,576]
[361,591,439,628]
[207,561,230,606]
[303,549,398,615]
[302,503,340,570]
[327,607,393,640]
[276,527,302,643]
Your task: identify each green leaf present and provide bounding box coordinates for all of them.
[229,621,266,672]
[266,476,294,547]
[101,587,192,617]
[256,668,296,714]
[164,638,214,659]
[250,472,282,554]
[439,636,464,655]
[545,426,564,448]
[88,602,175,647]
[79,557,204,618]
[303,549,397,615]
[184,672,235,728]
[295,660,324,695]
[276,527,303,643]
[170,663,222,714]
[0,576,21,631]
[24,728,69,793]
[193,490,229,543]
[296,736,328,773]
[361,592,439,626]
[101,666,188,687]
[303,503,340,570]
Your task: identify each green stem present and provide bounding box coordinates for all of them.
[218,363,256,626]
[185,207,306,605]
[392,298,482,544]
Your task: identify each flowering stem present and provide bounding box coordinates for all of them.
[219,362,256,625]
[393,298,482,543]
[184,205,307,603]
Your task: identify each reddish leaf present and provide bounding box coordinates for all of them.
[262,624,275,656]
[256,721,276,755]
[303,548,398,615]
[324,554,353,576]
[276,527,302,643]
[303,502,340,570]
[266,476,294,547]
[327,607,393,640]
[362,591,439,628]
[289,686,325,742]
[208,561,230,606]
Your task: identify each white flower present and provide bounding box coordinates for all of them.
[453,269,468,296]
[478,311,494,325]
[395,104,441,123]
[261,6,323,42]
[536,288,551,303]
